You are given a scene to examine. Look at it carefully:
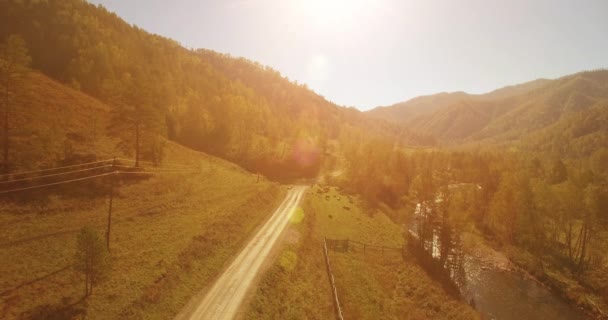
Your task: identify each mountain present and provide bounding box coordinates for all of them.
[366,71,608,157]
[0,0,430,181]
[368,79,549,125]
[369,92,470,123]
[481,78,551,100]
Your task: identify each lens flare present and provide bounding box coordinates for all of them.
[291,138,320,168]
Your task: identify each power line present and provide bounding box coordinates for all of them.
[114,158,196,169]
[1,158,197,179]
[119,170,200,175]
[0,170,200,194]
[112,165,198,172]
[3,108,71,119]
[0,165,113,184]
[0,159,115,178]
[0,172,116,195]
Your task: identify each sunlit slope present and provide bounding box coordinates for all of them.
[197,49,434,146]
[367,79,552,143]
[368,92,472,126]
[0,72,285,319]
[367,70,608,156]
[471,71,608,152]
[7,71,120,169]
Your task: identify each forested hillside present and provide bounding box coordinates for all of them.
[0,51,293,319]
[0,0,431,181]
[367,71,608,159]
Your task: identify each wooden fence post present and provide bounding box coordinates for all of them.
[324,237,344,320]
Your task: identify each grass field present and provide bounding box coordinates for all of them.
[245,186,480,319]
[0,144,285,319]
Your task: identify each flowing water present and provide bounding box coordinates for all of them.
[462,243,587,320]
[410,200,588,320]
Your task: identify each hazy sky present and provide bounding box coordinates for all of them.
[88,0,608,110]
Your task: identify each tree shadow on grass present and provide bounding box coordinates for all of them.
[21,296,88,320]
[0,265,74,298]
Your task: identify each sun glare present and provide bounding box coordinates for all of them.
[297,0,374,28]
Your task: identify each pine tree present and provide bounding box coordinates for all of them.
[108,71,164,166]
[0,34,31,173]
[74,226,111,297]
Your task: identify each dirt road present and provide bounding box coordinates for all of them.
[177,186,307,320]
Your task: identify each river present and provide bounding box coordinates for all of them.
[461,234,587,320]
[410,200,588,319]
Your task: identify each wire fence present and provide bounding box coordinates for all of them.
[323,237,407,320]
[325,238,404,255]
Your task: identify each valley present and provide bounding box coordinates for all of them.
[1,0,607,319]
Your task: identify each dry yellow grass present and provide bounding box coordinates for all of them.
[0,145,285,319]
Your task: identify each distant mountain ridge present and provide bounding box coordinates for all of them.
[366,70,608,157]
[2,0,605,170]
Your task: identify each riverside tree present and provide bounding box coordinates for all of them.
[74,226,111,297]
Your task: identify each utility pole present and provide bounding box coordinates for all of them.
[135,124,140,168]
[106,158,116,251]
[3,83,10,174]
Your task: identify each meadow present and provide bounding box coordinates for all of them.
[0,142,285,319]
[245,186,479,319]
